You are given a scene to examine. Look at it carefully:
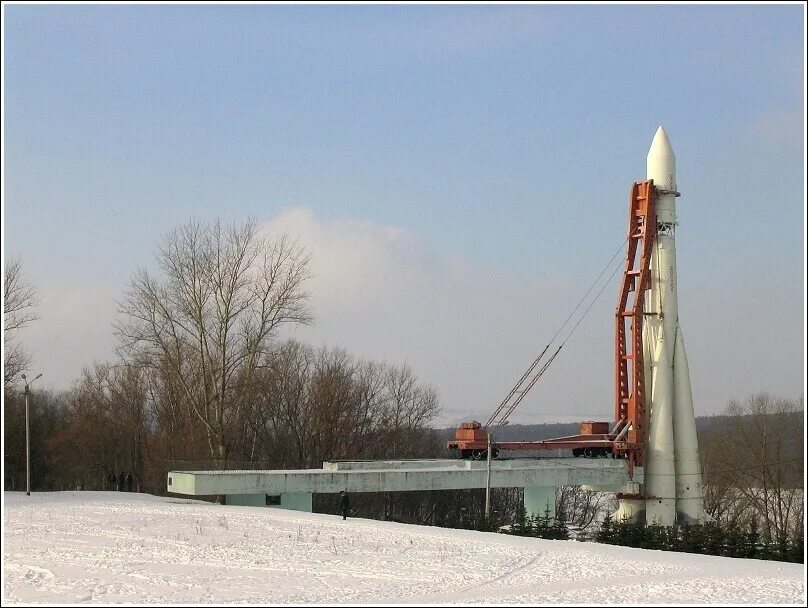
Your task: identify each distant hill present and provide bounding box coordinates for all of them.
[435,414,765,442]
[435,422,578,442]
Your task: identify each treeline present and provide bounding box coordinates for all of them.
[3,343,441,496]
[505,504,570,540]
[700,393,804,547]
[496,494,803,563]
[4,219,441,499]
[594,516,803,563]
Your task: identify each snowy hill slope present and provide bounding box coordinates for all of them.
[3,492,804,604]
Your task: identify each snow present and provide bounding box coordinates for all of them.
[3,491,805,605]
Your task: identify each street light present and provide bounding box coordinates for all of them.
[485,421,508,521]
[21,372,42,496]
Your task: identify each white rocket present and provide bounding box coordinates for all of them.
[642,126,706,525]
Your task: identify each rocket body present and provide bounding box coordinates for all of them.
[614,127,706,525]
[643,327,677,526]
[642,127,706,525]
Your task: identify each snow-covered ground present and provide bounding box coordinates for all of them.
[3,491,805,604]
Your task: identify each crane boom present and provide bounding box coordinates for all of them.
[486,345,562,428]
[484,343,552,428]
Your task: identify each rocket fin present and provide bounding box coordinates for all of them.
[644,333,677,526]
[672,326,707,524]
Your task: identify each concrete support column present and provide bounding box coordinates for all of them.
[225,494,265,507]
[224,492,313,512]
[524,486,556,519]
[278,492,313,512]
[613,497,644,523]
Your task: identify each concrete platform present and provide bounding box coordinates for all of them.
[168,458,641,517]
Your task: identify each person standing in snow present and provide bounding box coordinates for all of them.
[118,472,125,492]
[126,472,133,492]
[339,490,350,520]
[107,470,117,491]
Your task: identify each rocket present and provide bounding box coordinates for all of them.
[642,127,706,525]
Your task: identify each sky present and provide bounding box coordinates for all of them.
[3,4,805,426]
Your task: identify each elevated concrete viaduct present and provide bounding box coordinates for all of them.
[168,458,642,518]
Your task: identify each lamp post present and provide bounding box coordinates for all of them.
[21,372,42,496]
[485,431,492,520]
[485,421,508,522]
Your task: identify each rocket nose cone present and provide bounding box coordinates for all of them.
[648,126,675,161]
[647,125,677,190]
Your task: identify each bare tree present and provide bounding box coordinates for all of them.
[4,257,40,387]
[48,363,151,490]
[556,486,615,532]
[379,364,440,459]
[250,340,315,468]
[702,393,804,542]
[116,219,312,475]
[347,359,388,456]
[242,341,440,470]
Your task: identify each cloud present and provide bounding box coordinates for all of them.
[18,279,120,391]
[261,207,613,426]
